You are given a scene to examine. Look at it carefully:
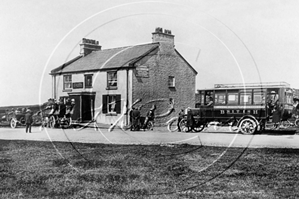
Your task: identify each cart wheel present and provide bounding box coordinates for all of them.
[167,117,178,132]
[42,117,49,128]
[49,116,56,128]
[295,119,299,127]
[238,118,257,135]
[10,118,17,128]
[147,121,154,130]
[179,119,189,132]
[62,117,72,129]
[67,117,72,127]
[282,121,290,128]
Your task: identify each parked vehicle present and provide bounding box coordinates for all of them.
[179,82,295,134]
[41,98,75,129]
[0,108,42,128]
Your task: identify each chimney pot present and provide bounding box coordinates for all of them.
[80,38,101,56]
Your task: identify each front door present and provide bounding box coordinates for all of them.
[68,92,95,123]
[82,95,95,121]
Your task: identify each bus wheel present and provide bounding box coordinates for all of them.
[193,122,206,132]
[239,118,257,135]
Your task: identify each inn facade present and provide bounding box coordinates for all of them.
[50,27,198,126]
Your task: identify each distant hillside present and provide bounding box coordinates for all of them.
[0,103,48,114]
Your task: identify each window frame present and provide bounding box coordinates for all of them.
[84,74,93,88]
[240,92,252,105]
[227,91,239,105]
[102,94,121,115]
[107,71,118,90]
[214,91,226,105]
[168,76,175,88]
[63,75,72,91]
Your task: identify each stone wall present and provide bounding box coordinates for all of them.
[132,40,197,125]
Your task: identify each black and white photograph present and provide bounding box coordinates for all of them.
[0,0,298,198]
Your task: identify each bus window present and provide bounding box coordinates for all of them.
[200,94,204,105]
[215,92,226,105]
[227,92,239,105]
[285,89,294,104]
[199,91,205,105]
[204,91,213,105]
[267,91,279,105]
[240,93,252,105]
[253,92,265,105]
[286,94,293,104]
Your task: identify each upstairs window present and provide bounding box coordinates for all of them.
[85,74,93,88]
[107,71,117,89]
[63,75,72,90]
[168,76,175,87]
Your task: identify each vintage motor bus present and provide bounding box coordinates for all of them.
[186,82,295,134]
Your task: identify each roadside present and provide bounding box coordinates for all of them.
[0,126,298,148]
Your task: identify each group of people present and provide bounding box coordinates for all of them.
[129,105,155,131]
[45,98,75,118]
[266,92,299,128]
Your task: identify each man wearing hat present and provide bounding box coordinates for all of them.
[25,108,33,133]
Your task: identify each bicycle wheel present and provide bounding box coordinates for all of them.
[167,117,178,132]
[179,119,189,132]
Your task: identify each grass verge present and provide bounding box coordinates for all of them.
[0,140,298,198]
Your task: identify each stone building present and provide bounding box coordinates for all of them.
[50,27,197,126]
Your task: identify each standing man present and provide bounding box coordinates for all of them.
[177,109,184,132]
[25,108,33,133]
[142,105,156,130]
[131,107,141,131]
[186,107,194,132]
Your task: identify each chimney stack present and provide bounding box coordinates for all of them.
[152,27,174,46]
[80,38,101,56]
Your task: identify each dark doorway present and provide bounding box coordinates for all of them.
[82,95,95,121]
[68,92,95,123]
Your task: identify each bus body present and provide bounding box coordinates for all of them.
[193,82,294,134]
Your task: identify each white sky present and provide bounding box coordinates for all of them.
[0,0,298,106]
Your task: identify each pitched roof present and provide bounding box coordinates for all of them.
[50,43,159,75]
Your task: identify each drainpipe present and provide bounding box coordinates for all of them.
[52,75,56,99]
[125,68,129,125]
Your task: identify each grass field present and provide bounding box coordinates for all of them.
[0,140,298,199]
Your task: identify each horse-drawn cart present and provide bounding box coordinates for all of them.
[40,99,74,129]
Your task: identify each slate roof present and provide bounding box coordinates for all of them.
[50,43,160,75]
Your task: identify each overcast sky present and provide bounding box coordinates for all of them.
[0,0,298,106]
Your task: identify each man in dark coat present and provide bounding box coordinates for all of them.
[130,107,141,131]
[25,109,33,133]
[272,102,282,129]
[186,108,194,132]
[142,105,156,130]
[177,109,184,132]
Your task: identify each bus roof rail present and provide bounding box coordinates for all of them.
[214,82,290,88]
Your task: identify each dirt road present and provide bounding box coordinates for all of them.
[0,126,298,148]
